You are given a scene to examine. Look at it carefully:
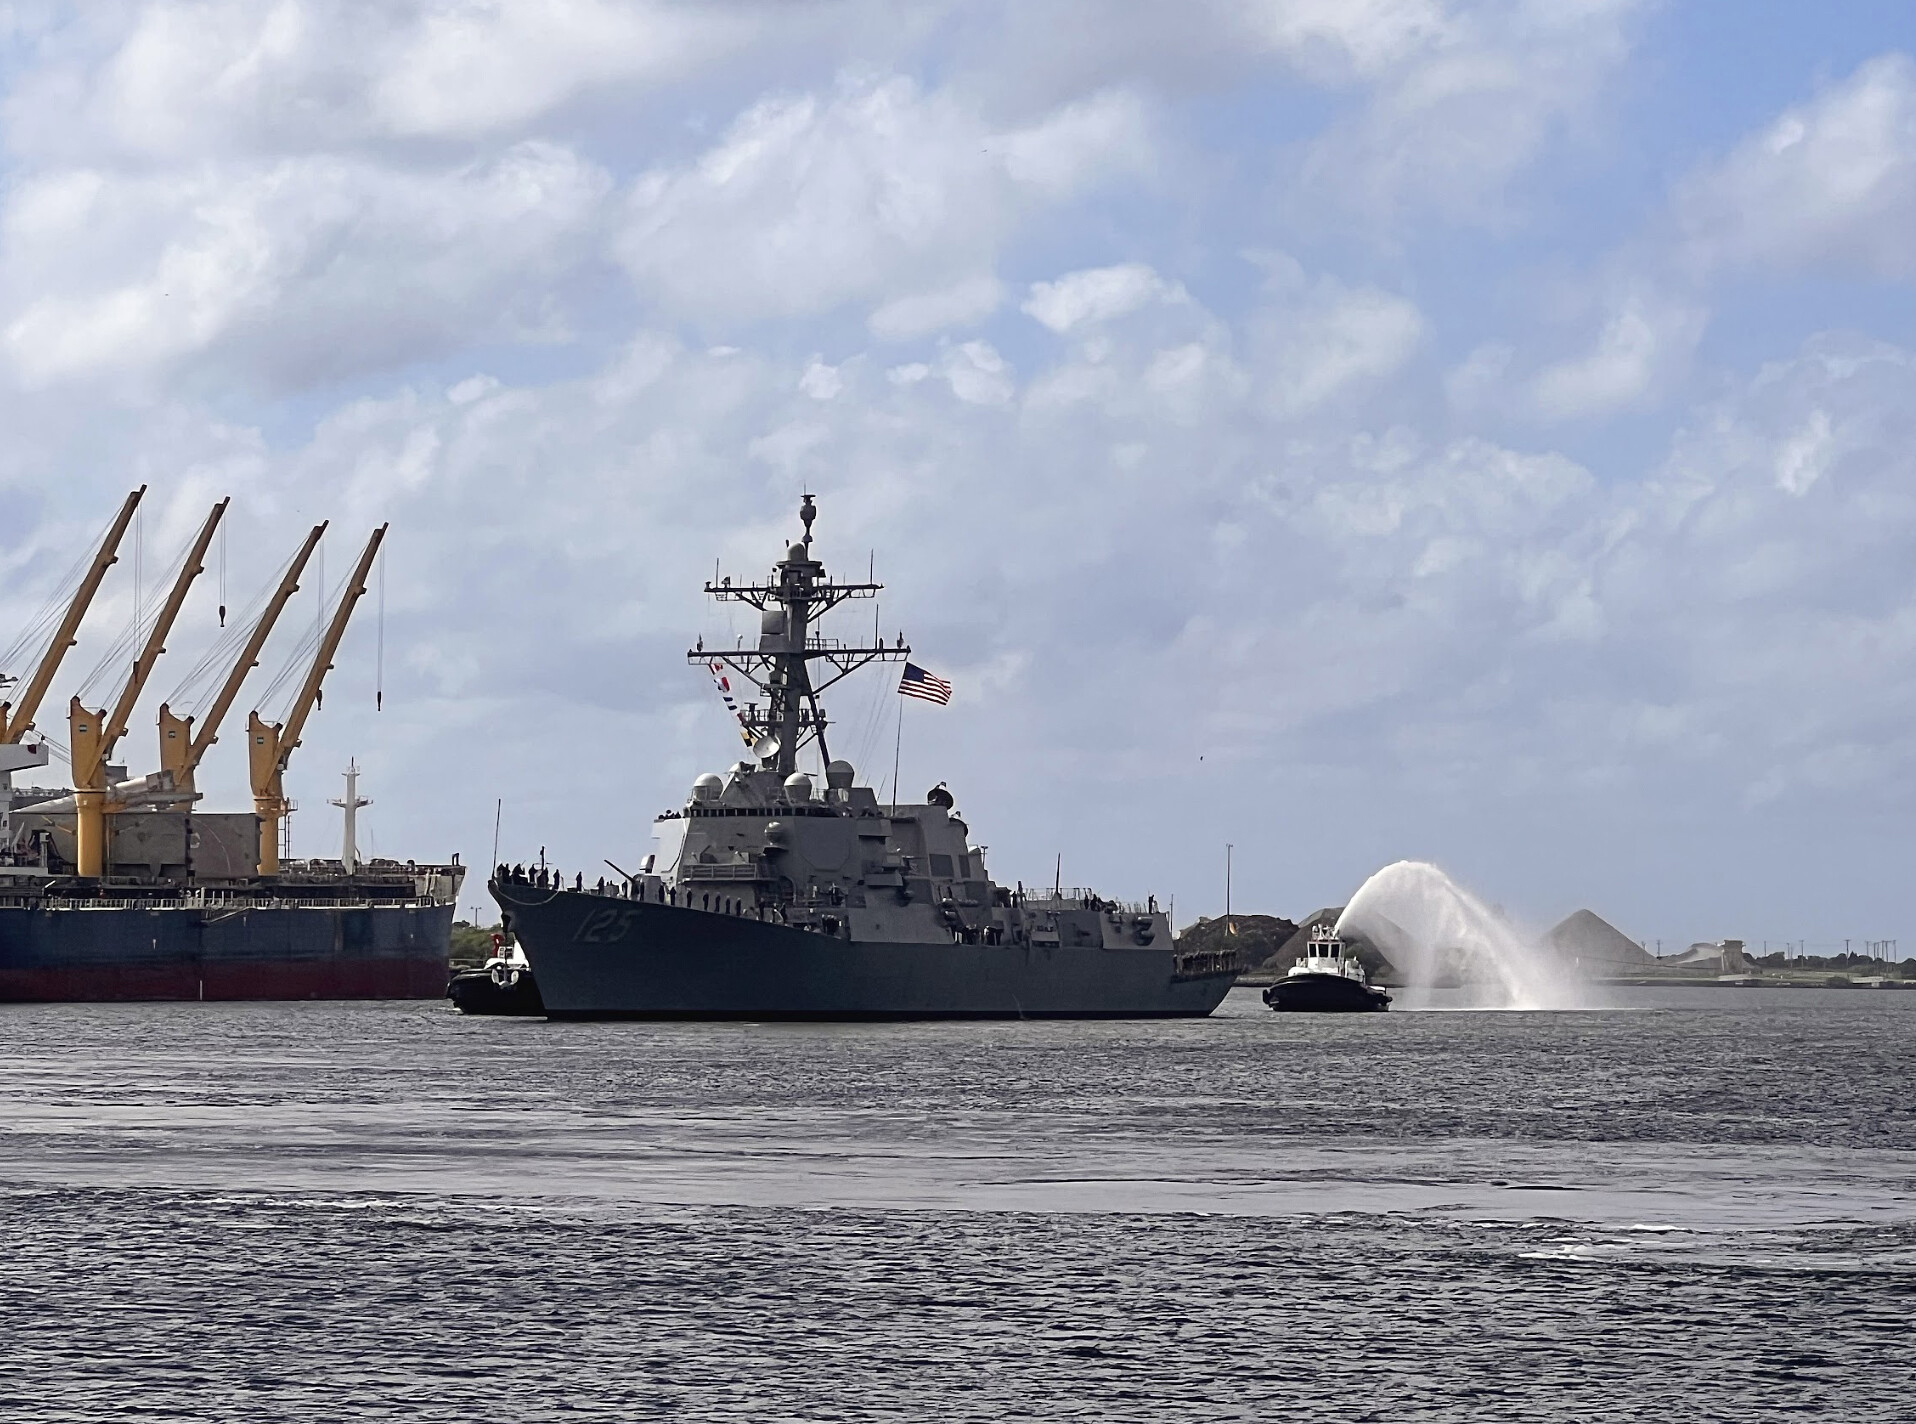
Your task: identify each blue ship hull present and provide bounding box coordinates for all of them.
[0,902,455,1002]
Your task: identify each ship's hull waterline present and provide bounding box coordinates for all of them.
[496,881,1236,1020]
[0,902,455,1003]
[1261,972,1391,1013]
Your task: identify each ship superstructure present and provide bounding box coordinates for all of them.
[492,497,1238,1019]
[0,491,461,1002]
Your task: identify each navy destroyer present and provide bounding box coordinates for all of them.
[1,490,461,1001]
[492,496,1238,1019]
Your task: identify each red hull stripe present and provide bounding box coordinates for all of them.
[0,956,448,1003]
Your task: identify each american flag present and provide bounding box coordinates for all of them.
[898,662,953,705]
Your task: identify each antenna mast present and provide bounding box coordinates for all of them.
[692,496,909,775]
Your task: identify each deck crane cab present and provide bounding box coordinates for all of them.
[247,524,386,876]
[0,487,145,860]
[68,499,228,877]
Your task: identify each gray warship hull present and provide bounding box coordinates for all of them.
[495,880,1235,1019]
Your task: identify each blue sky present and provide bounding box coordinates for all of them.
[4,1,1916,949]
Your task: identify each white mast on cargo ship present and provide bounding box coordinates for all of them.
[330,761,370,873]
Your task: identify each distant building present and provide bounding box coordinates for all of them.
[1664,939,1751,973]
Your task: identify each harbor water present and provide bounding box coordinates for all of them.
[2,986,1912,1420]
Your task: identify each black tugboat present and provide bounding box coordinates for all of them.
[446,935,543,1016]
[1263,925,1391,1013]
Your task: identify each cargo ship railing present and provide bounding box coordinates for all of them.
[0,870,462,912]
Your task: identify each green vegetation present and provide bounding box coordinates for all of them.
[1750,951,1916,978]
[450,920,501,966]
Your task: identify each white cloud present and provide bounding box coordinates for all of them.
[615,75,1154,326]
[1251,274,1424,416]
[941,340,1013,405]
[1022,263,1176,333]
[868,276,1004,342]
[1242,0,1453,81]
[1529,292,1707,421]
[372,0,759,138]
[1444,341,1512,413]
[1605,337,1916,799]
[2,141,610,386]
[798,357,844,400]
[1773,409,1834,496]
[2,0,776,159]
[1676,53,1916,279]
[1288,0,1643,226]
[996,88,1153,195]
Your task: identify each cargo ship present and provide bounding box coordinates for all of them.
[492,495,1239,1019]
[0,489,461,1003]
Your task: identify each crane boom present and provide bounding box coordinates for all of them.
[74,499,228,785]
[158,521,326,796]
[248,524,386,874]
[0,487,145,744]
[69,499,228,877]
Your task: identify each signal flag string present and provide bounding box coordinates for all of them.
[707,660,753,746]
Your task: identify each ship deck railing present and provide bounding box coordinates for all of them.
[1014,889,1161,917]
[678,861,763,881]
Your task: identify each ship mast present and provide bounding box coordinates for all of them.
[691,496,909,776]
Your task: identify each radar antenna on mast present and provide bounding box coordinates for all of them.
[690,496,909,775]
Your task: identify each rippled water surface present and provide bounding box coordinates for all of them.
[2,986,1912,1421]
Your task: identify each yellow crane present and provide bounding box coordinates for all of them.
[0,487,145,746]
[157,521,326,799]
[248,524,386,875]
[68,499,228,877]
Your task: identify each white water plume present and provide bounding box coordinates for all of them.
[1334,860,1585,1010]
